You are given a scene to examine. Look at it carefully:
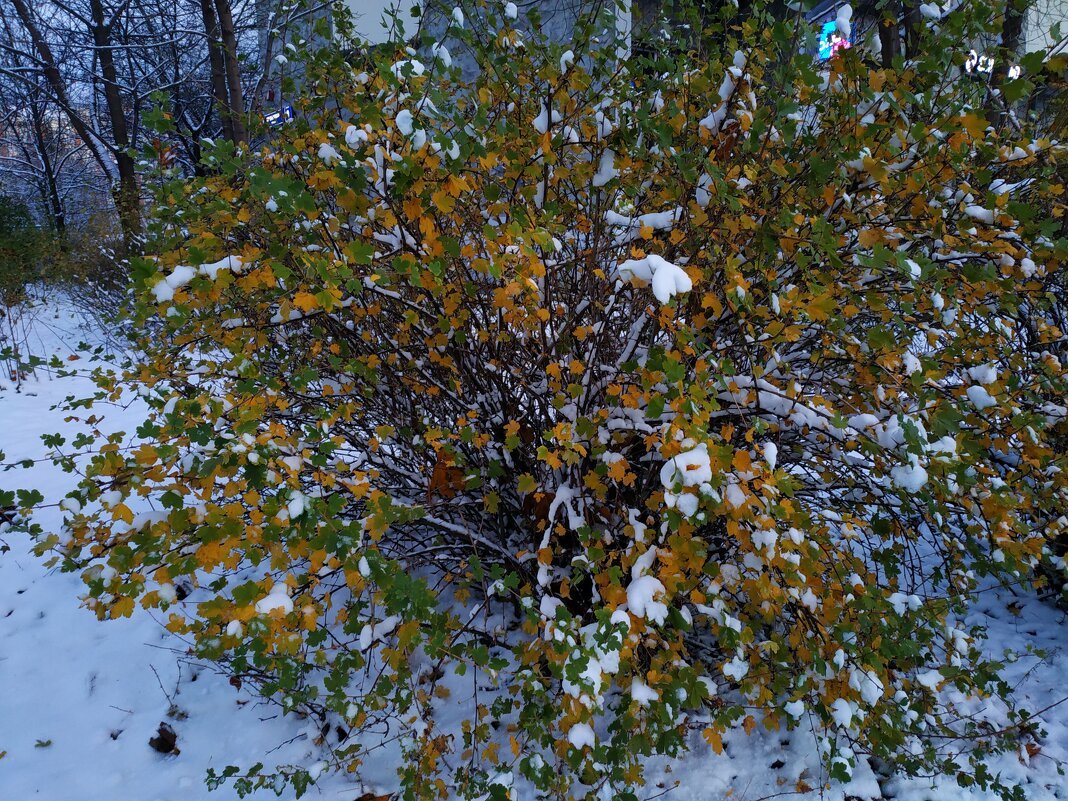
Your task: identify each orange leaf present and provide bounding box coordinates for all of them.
[858,228,883,248]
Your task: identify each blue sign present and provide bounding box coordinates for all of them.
[817,20,851,60]
[264,105,295,126]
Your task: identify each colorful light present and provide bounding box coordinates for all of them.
[818,20,851,60]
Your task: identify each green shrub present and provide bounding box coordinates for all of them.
[0,196,44,306]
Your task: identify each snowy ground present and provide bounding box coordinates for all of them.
[0,303,367,801]
[2,301,1066,800]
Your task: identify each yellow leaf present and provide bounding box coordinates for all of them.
[862,156,887,181]
[962,112,988,139]
[403,197,423,219]
[112,503,134,524]
[807,293,837,322]
[606,457,631,483]
[112,596,135,618]
[703,727,724,754]
[431,189,455,213]
[732,450,752,473]
[541,450,563,469]
[445,174,467,196]
[197,540,226,568]
[583,471,605,493]
[293,292,318,313]
[702,293,723,316]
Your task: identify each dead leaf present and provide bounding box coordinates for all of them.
[148,722,179,755]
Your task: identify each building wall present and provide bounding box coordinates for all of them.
[346,0,422,44]
[1024,0,1068,56]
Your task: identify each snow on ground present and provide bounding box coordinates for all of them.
[2,300,1067,800]
[0,301,370,801]
[648,581,1068,801]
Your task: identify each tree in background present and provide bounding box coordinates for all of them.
[4,0,145,245]
[16,0,1068,799]
[0,195,51,383]
[0,0,281,247]
[0,39,115,235]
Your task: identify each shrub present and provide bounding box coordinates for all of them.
[0,195,51,383]
[50,215,134,349]
[0,197,129,378]
[31,1,1068,799]
[0,195,42,300]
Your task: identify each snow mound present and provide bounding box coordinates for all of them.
[618,254,692,304]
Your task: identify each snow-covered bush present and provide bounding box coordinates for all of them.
[31,1,1068,798]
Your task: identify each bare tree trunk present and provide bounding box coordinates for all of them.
[992,0,1027,85]
[88,0,141,245]
[902,0,920,59]
[199,0,236,143]
[982,0,1029,124]
[29,101,65,233]
[878,1,902,69]
[213,0,247,143]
